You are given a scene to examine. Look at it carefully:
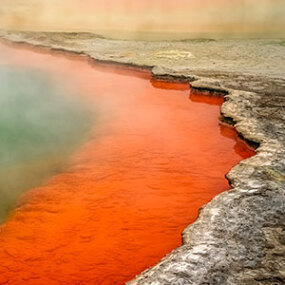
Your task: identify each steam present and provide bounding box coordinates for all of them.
[0,63,92,222]
[0,0,284,38]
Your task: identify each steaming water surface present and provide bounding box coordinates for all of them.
[0,66,92,222]
[0,43,254,285]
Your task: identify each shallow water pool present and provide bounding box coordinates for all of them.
[0,42,254,285]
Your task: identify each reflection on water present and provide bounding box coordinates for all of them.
[0,43,254,285]
[0,67,92,222]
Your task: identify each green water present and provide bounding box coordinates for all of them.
[0,67,92,222]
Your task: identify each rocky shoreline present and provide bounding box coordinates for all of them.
[1,31,284,285]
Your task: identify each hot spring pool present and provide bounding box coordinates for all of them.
[0,42,254,285]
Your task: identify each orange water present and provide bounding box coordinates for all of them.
[0,43,254,285]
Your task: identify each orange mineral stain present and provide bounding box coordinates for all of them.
[0,43,255,285]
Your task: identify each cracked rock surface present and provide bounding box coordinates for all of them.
[0,31,284,285]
